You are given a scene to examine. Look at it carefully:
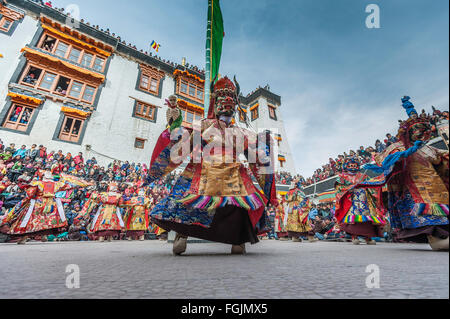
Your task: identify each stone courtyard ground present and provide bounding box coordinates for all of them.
[0,240,448,299]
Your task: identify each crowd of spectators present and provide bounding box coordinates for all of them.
[275,171,302,185]
[0,139,180,237]
[298,108,448,187]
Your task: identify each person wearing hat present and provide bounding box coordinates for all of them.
[334,158,386,245]
[78,182,125,242]
[363,97,449,250]
[147,77,278,255]
[5,171,93,244]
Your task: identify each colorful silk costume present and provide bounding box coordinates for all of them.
[362,97,449,242]
[80,183,125,238]
[334,158,386,239]
[4,173,92,237]
[274,201,288,238]
[147,77,277,245]
[285,187,313,238]
[122,189,151,239]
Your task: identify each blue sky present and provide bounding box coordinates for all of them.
[55,0,449,177]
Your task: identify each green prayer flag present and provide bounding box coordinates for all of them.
[204,0,224,113]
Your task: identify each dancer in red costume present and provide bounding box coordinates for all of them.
[147,77,278,255]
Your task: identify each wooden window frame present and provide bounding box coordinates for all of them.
[38,71,58,92]
[134,101,157,121]
[179,106,202,128]
[140,75,149,90]
[67,46,82,64]
[239,110,246,122]
[53,40,70,59]
[19,62,98,105]
[138,64,164,96]
[81,85,96,103]
[92,56,106,72]
[37,32,107,72]
[177,78,204,104]
[139,73,160,94]
[39,34,58,53]
[134,138,146,149]
[251,107,259,121]
[2,103,36,132]
[20,64,44,88]
[149,78,158,93]
[180,80,188,94]
[80,52,94,68]
[0,16,13,32]
[67,80,84,99]
[268,105,277,120]
[59,114,85,143]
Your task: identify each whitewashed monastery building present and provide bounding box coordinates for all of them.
[0,0,296,174]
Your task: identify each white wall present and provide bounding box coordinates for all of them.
[82,54,172,166]
[245,97,297,175]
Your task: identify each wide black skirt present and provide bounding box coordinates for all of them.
[340,222,384,238]
[396,225,449,243]
[152,205,259,245]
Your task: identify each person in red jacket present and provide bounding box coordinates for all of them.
[73,152,84,170]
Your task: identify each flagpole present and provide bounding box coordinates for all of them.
[204,0,212,117]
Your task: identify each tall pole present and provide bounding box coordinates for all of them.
[204,0,212,117]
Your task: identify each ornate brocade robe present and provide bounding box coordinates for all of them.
[335,172,385,226]
[5,174,91,235]
[377,142,449,230]
[123,195,151,231]
[81,191,125,234]
[285,188,312,234]
[148,119,277,233]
